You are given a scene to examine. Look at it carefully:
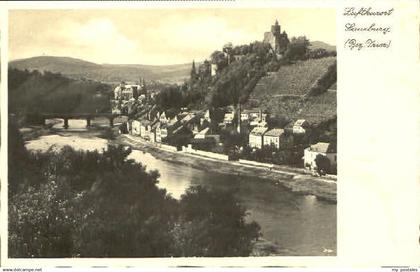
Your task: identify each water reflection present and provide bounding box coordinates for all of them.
[128,149,337,256]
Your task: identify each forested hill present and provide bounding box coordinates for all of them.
[9,56,192,84]
[309,41,336,52]
[9,68,112,116]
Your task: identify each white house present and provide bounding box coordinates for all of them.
[140,120,151,139]
[114,83,142,101]
[159,111,170,124]
[263,128,293,149]
[211,63,218,76]
[204,109,211,122]
[194,127,210,139]
[249,127,268,149]
[223,112,235,125]
[293,119,310,134]
[131,120,142,136]
[303,142,337,172]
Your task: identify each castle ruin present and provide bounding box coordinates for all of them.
[263,19,290,56]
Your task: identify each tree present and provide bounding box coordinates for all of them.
[172,186,261,256]
[155,85,184,110]
[314,154,330,176]
[190,60,198,82]
[210,51,228,71]
[285,36,311,61]
[74,146,178,257]
[9,180,78,257]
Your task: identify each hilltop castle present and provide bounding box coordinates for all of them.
[263,19,290,56]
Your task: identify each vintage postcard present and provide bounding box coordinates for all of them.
[0,0,419,269]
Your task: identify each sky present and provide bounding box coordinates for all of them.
[9,9,336,65]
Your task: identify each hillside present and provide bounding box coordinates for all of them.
[309,41,336,52]
[9,56,192,84]
[9,68,112,117]
[252,57,336,97]
[247,56,337,125]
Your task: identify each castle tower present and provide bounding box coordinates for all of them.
[223,42,233,64]
[263,19,290,56]
[271,19,281,34]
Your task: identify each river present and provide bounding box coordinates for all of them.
[24,119,336,256]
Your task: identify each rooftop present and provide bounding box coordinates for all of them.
[250,126,268,136]
[310,142,336,153]
[264,128,285,137]
[294,119,308,126]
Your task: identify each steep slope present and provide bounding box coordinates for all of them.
[9,56,192,84]
[252,57,336,97]
[247,56,336,125]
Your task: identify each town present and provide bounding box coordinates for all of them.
[111,20,337,176]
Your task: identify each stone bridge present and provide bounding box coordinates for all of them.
[38,113,119,129]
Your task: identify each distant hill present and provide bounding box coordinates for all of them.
[309,41,336,52]
[9,56,192,84]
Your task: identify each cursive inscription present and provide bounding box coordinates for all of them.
[344,39,391,51]
[345,23,391,35]
[343,7,393,51]
[343,7,394,18]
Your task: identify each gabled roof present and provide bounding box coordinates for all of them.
[264,128,285,137]
[224,111,234,116]
[294,119,309,126]
[197,127,210,136]
[242,109,261,114]
[250,127,268,136]
[310,142,336,153]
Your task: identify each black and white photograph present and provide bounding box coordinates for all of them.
[7,8,338,258]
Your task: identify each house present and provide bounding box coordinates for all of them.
[211,63,218,76]
[179,113,201,132]
[194,127,210,139]
[303,142,337,173]
[148,121,159,143]
[249,127,268,149]
[223,112,235,125]
[158,111,170,124]
[243,109,266,127]
[156,117,180,143]
[148,120,159,143]
[114,83,143,101]
[293,119,310,134]
[140,120,151,139]
[232,54,245,62]
[204,109,211,122]
[263,128,293,149]
[156,123,168,143]
[131,120,142,136]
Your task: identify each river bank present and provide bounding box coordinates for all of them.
[20,123,336,203]
[115,134,337,202]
